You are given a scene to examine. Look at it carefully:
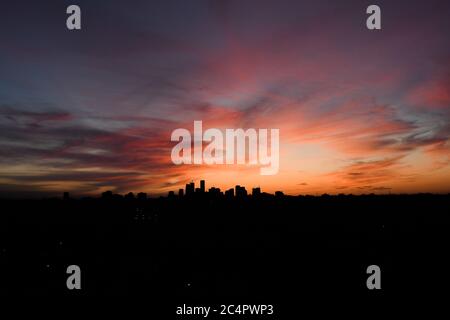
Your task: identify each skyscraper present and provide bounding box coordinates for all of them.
[235,185,247,197]
[186,182,195,196]
[200,180,205,193]
[225,188,234,197]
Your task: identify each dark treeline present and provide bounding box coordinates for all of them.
[1,190,449,300]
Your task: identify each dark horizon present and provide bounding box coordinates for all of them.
[2,178,450,200]
[3,175,450,298]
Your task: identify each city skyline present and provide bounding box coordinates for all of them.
[61,178,440,200]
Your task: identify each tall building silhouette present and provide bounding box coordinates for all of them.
[252,187,261,196]
[186,182,195,196]
[235,185,247,197]
[200,180,205,193]
[225,188,234,197]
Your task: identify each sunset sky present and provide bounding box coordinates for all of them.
[1,0,449,197]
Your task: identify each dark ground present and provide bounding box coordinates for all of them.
[1,193,449,307]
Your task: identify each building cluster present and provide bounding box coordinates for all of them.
[173,180,263,198]
[64,180,280,200]
[99,190,148,200]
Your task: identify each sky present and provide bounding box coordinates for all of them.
[0,0,449,197]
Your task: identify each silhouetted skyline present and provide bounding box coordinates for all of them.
[47,179,450,201]
[2,182,449,297]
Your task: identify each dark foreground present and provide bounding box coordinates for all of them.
[1,193,449,304]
